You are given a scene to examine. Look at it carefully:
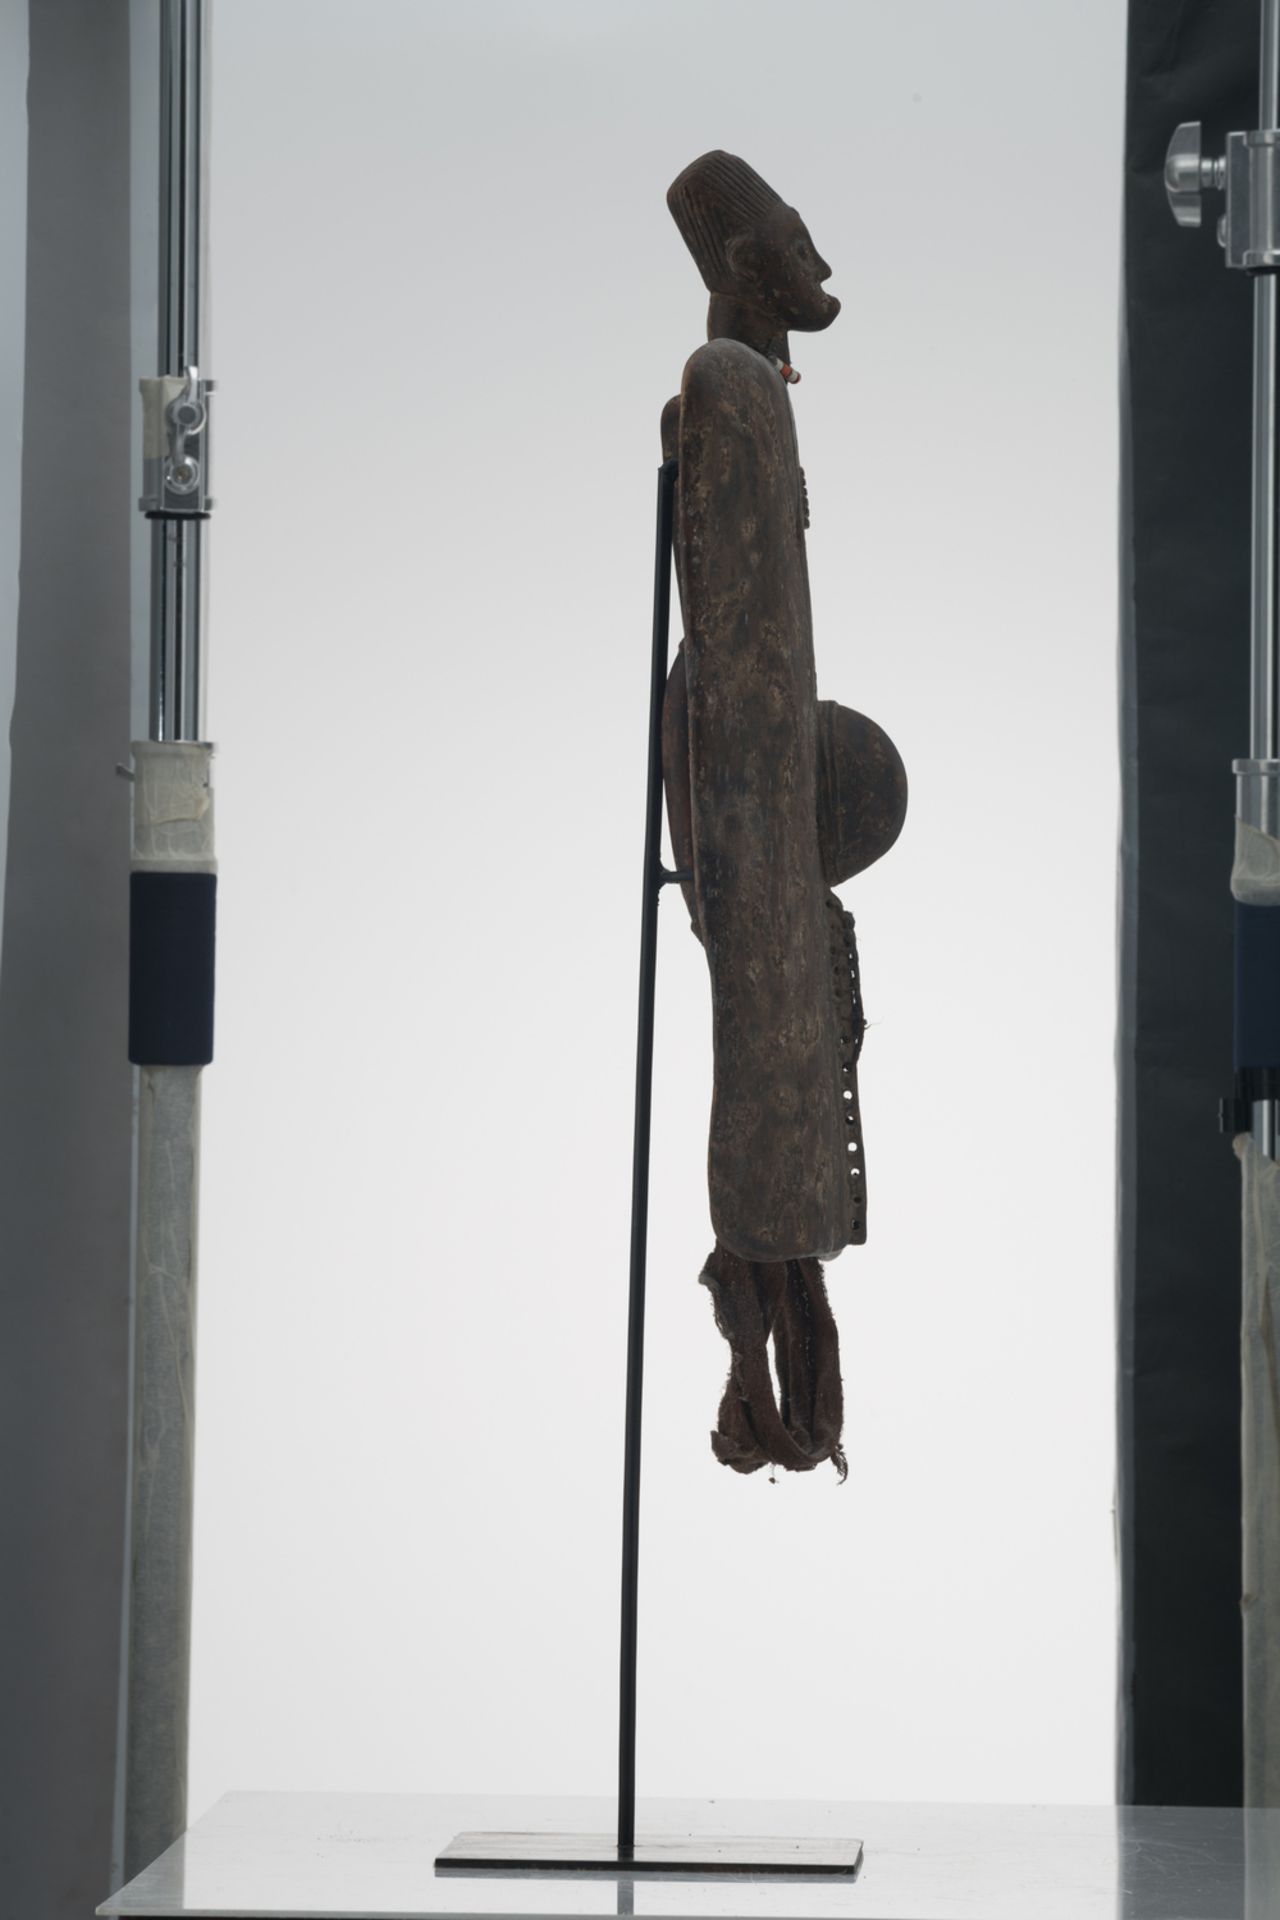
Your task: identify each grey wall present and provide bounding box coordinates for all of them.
[0,3,135,1915]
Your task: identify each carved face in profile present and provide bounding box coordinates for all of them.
[667,152,841,339]
[727,201,841,334]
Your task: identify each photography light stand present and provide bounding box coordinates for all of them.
[435,460,862,1879]
[1165,0,1280,1812]
[120,0,217,1884]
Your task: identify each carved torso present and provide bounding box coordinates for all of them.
[671,339,857,1260]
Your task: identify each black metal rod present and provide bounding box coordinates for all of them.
[617,456,677,1856]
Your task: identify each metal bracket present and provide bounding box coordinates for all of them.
[1236,757,1280,834]
[1165,120,1280,269]
[1227,131,1280,269]
[139,364,214,517]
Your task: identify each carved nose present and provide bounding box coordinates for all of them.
[816,255,832,281]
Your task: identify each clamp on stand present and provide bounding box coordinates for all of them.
[1165,120,1280,270]
[139,364,214,520]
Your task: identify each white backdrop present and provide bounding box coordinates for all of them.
[190,0,1124,1818]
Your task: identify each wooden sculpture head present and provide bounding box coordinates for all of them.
[667,150,840,358]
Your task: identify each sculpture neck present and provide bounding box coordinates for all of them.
[706,293,790,366]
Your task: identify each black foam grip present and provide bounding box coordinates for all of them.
[129,872,216,1066]
[1234,899,1280,1073]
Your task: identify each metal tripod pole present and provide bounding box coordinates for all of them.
[122,0,216,1880]
[1239,0,1280,1145]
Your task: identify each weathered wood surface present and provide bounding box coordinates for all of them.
[673,337,855,1262]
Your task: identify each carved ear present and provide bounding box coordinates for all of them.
[724,231,765,287]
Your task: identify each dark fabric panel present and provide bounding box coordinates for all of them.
[1235,902,1280,1069]
[129,873,217,1066]
[0,1,134,1911]
[1119,0,1255,1806]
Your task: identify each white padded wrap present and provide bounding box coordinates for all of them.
[1233,820,1280,904]
[124,737,214,1854]
[1237,1132,1280,1807]
[130,741,216,873]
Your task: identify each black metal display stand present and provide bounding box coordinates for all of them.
[436,461,862,1880]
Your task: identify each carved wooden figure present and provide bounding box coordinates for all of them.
[662,151,907,1476]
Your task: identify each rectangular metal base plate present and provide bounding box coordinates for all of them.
[435,1832,863,1878]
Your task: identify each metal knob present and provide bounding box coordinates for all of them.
[1165,121,1226,228]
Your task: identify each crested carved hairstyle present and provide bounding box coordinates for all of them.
[667,150,783,294]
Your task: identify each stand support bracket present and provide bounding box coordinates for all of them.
[1167,121,1280,270]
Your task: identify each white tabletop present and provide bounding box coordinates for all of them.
[96,1790,1280,1920]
